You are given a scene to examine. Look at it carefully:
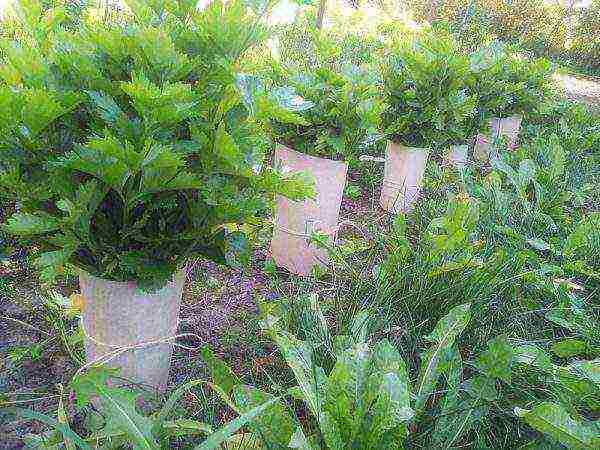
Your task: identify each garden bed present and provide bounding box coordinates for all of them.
[1,0,599,448]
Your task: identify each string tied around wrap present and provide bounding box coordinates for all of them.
[275,218,368,242]
[274,225,322,238]
[359,154,385,163]
[382,179,414,190]
[75,320,204,377]
[274,218,339,241]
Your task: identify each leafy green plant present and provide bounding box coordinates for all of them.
[250,303,474,448]
[515,402,600,449]
[469,42,554,120]
[13,327,598,449]
[201,309,418,449]
[462,131,574,252]
[9,366,283,449]
[268,60,385,162]
[380,29,477,149]
[0,0,314,289]
[254,302,577,449]
[188,301,471,449]
[564,213,600,273]
[511,312,600,448]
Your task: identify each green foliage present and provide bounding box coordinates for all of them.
[483,0,567,58]
[344,183,361,200]
[275,98,600,447]
[570,1,600,74]
[260,313,415,449]
[201,344,304,449]
[515,402,600,449]
[3,4,600,449]
[268,56,385,161]
[469,139,571,244]
[0,0,314,289]
[381,29,477,148]
[424,194,480,264]
[255,302,596,448]
[564,213,600,270]
[72,368,156,448]
[10,366,284,449]
[414,303,471,412]
[268,12,408,162]
[475,336,515,382]
[469,42,554,119]
[257,303,479,448]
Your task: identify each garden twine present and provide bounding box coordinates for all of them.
[75,320,203,377]
[275,218,365,240]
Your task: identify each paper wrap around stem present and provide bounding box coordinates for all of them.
[270,145,348,276]
[380,142,429,213]
[79,270,185,391]
[474,115,522,161]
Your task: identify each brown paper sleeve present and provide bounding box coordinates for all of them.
[380,141,429,213]
[270,145,348,276]
[80,270,185,391]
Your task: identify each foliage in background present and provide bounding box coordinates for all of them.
[0,0,314,289]
[569,0,600,74]
[273,7,384,72]
[410,0,599,76]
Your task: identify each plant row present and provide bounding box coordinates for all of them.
[0,0,555,289]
